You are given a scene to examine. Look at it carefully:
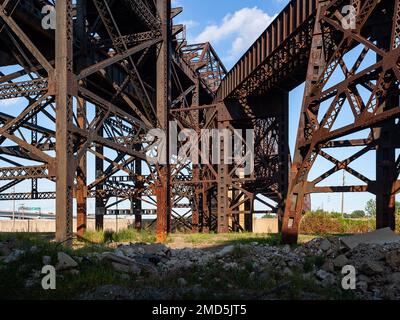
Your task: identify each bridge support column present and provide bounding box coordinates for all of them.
[31,114,38,200]
[76,0,88,237]
[192,80,200,233]
[281,1,327,244]
[156,0,172,242]
[277,91,289,231]
[375,32,398,231]
[192,167,200,233]
[244,199,253,232]
[281,0,400,244]
[202,187,211,233]
[134,156,142,231]
[55,0,74,245]
[376,124,397,230]
[76,97,87,237]
[95,113,104,231]
[217,120,230,233]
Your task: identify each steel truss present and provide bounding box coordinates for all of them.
[0,0,227,243]
[281,0,400,243]
[0,0,398,245]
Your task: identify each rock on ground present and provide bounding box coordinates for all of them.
[56,252,78,271]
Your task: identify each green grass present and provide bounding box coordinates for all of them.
[81,228,157,244]
[177,232,281,246]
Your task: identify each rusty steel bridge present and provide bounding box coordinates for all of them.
[0,0,398,244]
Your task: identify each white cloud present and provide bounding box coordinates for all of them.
[171,0,182,7]
[177,19,199,30]
[194,7,277,62]
[0,97,24,107]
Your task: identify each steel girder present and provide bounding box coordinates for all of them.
[217,0,318,101]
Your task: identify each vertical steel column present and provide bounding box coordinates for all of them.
[244,199,253,232]
[281,1,327,244]
[202,187,210,233]
[156,0,171,242]
[376,122,397,230]
[77,97,87,237]
[192,80,200,232]
[76,0,87,237]
[277,90,289,231]
[232,186,241,232]
[134,156,142,231]
[31,114,38,199]
[132,197,142,230]
[217,120,230,233]
[376,30,397,230]
[55,0,74,244]
[192,172,200,232]
[95,128,104,230]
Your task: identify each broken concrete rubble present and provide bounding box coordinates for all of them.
[2,228,400,300]
[216,245,235,257]
[362,261,384,276]
[341,228,400,250]
[56,252,78,271]
[385,250,400,270]
[3,249,25,264]
[333,254,349,268]
[319,239,331,251]
[112,262,140,275]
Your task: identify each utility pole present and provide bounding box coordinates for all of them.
[341,171,345,217]
[12,185,15,230]
[116,197,119,233]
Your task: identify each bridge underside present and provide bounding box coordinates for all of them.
[218,0,400,243]
[0,0,399,244]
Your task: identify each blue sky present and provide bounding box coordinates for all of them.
[174,0,290,69]
[0,0,398,216]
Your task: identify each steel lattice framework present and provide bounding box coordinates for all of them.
[0,0,398,245]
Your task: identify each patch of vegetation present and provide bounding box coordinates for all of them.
[300,211,376,235]
[262,214,277,219]
[82,228,156,244]
[345,210,366,219]
[180,232,281,247]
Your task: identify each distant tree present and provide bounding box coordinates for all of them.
[313,209,328,215]
[363,201,400,216]
[262,213,276,219]
[365,199,376,217]
[350,210,366,218]
[330,212,343,219]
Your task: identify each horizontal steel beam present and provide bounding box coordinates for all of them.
[217,0,317,100]
[0,79,48,99]
[0,165,50,180]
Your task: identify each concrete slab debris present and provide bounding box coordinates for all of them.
[341,228,400,250]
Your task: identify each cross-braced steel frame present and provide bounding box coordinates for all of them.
[280,0,400,243]
[0,0,399,245]
[0,0,226,244]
